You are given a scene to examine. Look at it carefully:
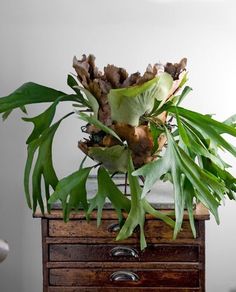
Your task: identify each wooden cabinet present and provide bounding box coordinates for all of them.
[36,204,209,292]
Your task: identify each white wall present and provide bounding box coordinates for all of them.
[0,0,236,291]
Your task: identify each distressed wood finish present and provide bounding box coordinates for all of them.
[48,219,195,240]
[45,236,202,245]
[35,203,210,220]
[46,262,201,269]
[39,204,209,291]
[41,219,49,292]
[48,288,201,292]
[49,244,199,262]
[49,268,199,287]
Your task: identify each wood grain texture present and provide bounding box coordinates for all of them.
[35,203,210,220]
[48,287,201,292]
[49,268,199,287]
[39,208,208,291]
[198,221,206,292]
[46,261,201,269]
[48,219,195,240]
[45,236,202,245]
[49,243,199,262]
[41,219,49,292]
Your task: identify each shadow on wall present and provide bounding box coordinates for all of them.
[229,289,236,292]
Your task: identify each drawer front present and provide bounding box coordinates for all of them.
[49,244,199,262]
[48,288,201,292]
[49,268,199,287]
[49,219,195,240]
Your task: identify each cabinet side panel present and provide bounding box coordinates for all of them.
[42,219,49,292]
[198,220,205,292]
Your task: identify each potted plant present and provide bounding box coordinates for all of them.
[1,54,236,250]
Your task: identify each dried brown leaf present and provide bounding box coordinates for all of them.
[164,58,187,80]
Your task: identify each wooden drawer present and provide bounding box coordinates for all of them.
[48,287,201,292]
[49,244,199,262]
[49,268,199,287]
[40,207,208,292]
[48,219,196,240]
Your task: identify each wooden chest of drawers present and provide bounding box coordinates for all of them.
[37,204,209,292]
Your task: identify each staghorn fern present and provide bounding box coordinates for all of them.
[1,54,236,249]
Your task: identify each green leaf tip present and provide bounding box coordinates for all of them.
[88,166,130,227]
[48,166,92,221]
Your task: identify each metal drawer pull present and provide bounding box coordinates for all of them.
[108,223,120,233]
[110,246,139,258]
[110,271,139,282]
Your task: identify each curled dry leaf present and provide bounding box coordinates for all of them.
[164,58,187,80]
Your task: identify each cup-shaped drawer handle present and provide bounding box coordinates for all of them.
[110,271,139,282]
[108,223,120,233]
[110,246,139,258]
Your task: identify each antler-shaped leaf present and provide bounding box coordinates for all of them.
[48,166,92,221]
[24,112,73,213]
[88,166,131,226]
[0,82,80,119]
[133,128,227,238]
[117,153,175,249]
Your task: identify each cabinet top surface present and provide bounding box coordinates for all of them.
[34,203,209,221]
